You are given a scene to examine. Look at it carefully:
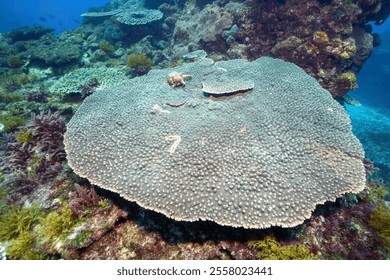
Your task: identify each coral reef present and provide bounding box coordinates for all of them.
[49,67,126,95]
[172,2,235,53]
[8,26,53,42]
[0,0,388,261]
[64,57,366,229]
[26,85,49,103]
[302,201,385,259]
[240,0,381,97]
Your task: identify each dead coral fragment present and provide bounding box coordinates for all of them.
[202,80,254,95]
[166,72,192,88]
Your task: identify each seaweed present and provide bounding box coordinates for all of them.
[0,92,23,103]
[7,55,22,68]
[248,236,317,260]
[0,205,41,242]
[37,204,77,245]
[369,202,390,251]
[126,53,152,69]
[6,231,44,260]
[0,115,27,133]
[15,130,34,143]
[99,40,115,55]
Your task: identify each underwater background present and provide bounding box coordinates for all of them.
[0,0,389,260]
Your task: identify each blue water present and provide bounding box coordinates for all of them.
[345,23,390,184]
[0,0,109,34]
[350,28,390,114]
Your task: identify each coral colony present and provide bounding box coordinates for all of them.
[0,0,389,260]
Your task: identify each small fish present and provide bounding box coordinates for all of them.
[39,16,47,22]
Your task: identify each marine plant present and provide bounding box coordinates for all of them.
[17,74,30,85]
[342,0,354,6]
[126,53,153,69]
[37,204,77,246]
[338,72,358,90]
[248,236,317,260]
[26,112,66,159]
[15,130,34,143]
[168,57,184,68]
[0,186,8,213]
[0,205,41,242]
[4,79,21,92]
[0,92,23,103]
[99,40,115,55]
[210,54,219,62]
[6,231,44,260]
[7,55,22,68]
[369,202,390,251]
[68,184,102,217]
[26,85,49,103]
[0,115,27,133]
[361,184,388,203]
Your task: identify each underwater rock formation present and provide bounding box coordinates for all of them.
[64,57,366,229]
[81,0,164,43]
[240,0,382,97]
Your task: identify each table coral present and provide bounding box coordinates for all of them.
[64,57,366,229]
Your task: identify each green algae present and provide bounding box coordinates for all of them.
[37,204,77,245]
[0,206,41,242]
[6,231,44,260]
[126,53,152,69]
[369,202,390,251]
[99,40,115,55]
[248,236,317,260]
[15,129,34,143]
[0,114,27,133]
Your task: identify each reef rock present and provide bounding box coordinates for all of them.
[64,57,366,229]
[172,2,234,52]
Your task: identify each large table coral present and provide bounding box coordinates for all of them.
[64,57,366,229]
